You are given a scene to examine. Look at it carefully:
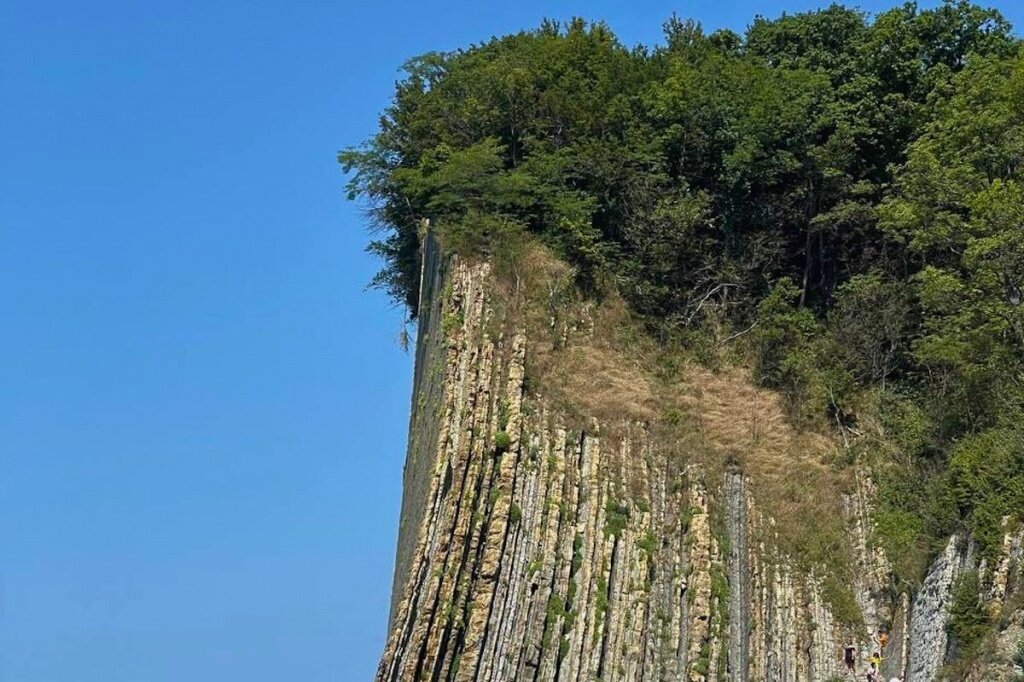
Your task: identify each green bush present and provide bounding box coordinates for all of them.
[637,531,658,559]
[875,468,958,586]
[493,430,512,453]
[878,390,936,459]
[947,570,988,660]
[603,500,630,538]
[948,429,1024,556]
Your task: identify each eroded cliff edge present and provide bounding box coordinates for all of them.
[377,245,1024,682]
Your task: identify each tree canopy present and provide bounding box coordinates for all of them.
[342,1,1023,582]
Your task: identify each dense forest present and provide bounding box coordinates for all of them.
[342,0,1023,600]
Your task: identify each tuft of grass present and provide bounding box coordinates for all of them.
[604,500,630,538]
[637,531,658,559]
[441,309,464,337]
[493,430,512,454]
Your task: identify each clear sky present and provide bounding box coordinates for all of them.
[2,1,1020,680]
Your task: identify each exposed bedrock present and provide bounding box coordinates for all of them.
[376,252,1023,682]
[904,536,976,682]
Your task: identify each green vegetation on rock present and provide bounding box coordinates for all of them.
[947,570,989,660]
[343,0,1024,586]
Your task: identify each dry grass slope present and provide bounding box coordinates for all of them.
[487,244,857,597]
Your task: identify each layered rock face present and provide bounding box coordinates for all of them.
[903,536,976,682]
[377,249,1023,682]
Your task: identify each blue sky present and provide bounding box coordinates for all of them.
[2,1,1020,680]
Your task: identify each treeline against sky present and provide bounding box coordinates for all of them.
[343,2,1024,590]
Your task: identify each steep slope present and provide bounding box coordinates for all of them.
[374,243,1024,682]
[344,14,1024,678]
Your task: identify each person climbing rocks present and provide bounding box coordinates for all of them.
[878,630,889,651]
[865,652,883,682]
[844,644,857,670]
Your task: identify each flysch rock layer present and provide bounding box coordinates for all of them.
[377,248,1023,682]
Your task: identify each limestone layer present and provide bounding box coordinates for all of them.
[377,252,1023,682]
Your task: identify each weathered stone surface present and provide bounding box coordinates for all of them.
[376,246,1023,682]
[963,521,1024,682]
[905,535,976,682]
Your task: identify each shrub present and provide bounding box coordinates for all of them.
[493,430,512,453]
[947,570,988,660]
[948,429,1024,556]
[603,500,630,538]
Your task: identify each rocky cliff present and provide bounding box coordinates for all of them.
[376,245,1024,682]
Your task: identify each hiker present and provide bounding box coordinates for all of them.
[844,644,857,670]
[865,651,884,682]
[878,630,889,650]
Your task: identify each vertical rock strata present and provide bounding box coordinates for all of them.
[377,252,1023,681]
[905,536,976,682]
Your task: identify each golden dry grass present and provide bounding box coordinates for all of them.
[486,244,856,570]
[675,364,836,478]
[541,343,659,423]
